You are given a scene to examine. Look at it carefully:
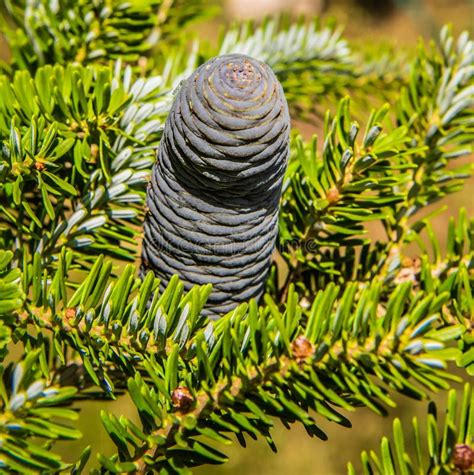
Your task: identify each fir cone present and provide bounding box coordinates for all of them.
[141,54,290,316]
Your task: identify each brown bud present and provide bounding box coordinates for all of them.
[138,56,148,75]
[65,308,76,319]
[402,257,413,267]
[326,187,340,203]
[34,162,45,171]
[65,308,76,322]
[453,444,473,472]
[90,144,99,159]
[291,336,315,363]
[394,256,422,285]
[171,386,194,412]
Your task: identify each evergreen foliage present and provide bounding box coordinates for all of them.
[348,384,473,474]
[0,1,472,473]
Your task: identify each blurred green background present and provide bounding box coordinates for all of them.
[2,0,472,473]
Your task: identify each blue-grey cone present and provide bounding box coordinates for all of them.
[141,54,290,317]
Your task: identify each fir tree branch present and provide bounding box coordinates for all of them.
[276,27,472,297]
[93,276,465,472]
[277,100,421,298]
[217,17,407,118]
[218,17,351,74]
[2,246,470,471]
[384,25,473,247]
[0,62,170,268]
[0,0,215,72]
[0,0,161,70]
[0,349,84,473]
[347,384,473,475]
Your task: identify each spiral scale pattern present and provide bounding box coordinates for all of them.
[142,54,290,316]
